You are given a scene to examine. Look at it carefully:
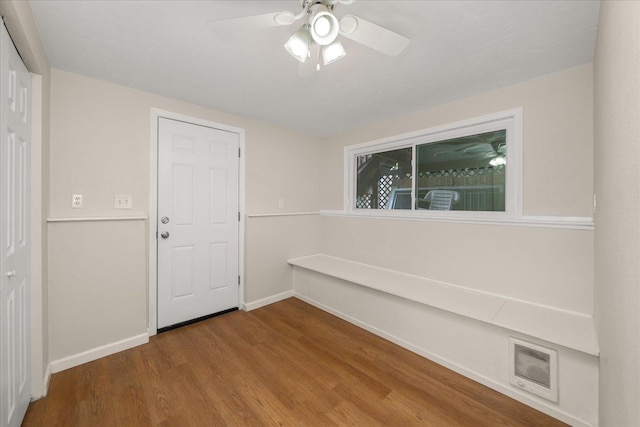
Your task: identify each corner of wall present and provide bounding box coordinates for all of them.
[593,1,640,426]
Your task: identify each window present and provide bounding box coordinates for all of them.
[355,147,412,209]
[346,109,522,218]
[415,130,506,212]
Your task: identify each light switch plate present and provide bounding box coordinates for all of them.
[114,194,133,209]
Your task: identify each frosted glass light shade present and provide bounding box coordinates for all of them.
[322,40,346,65]
[285,26,311,62]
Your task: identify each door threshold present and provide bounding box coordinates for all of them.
[158,307,238,333]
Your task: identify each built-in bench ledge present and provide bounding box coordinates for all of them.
[288,254,599,356]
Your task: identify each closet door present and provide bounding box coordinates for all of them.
[0,22,31,427]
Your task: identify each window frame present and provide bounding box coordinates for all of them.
[344,108,523,220]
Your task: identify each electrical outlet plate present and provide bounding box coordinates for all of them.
[114,194,133,209]
[72,194,83,208]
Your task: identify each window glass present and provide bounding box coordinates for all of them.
[346,109,520,217]
[356,147,412,209]
[415,130,506,211]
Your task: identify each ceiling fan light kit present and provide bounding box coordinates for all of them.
[284,2,341,64]
[212,0,409,70]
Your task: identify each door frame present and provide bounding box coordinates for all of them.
[148,109,245,336]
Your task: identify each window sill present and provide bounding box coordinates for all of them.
[320,210,593,230]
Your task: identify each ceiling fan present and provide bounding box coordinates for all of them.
[208,0,410,70]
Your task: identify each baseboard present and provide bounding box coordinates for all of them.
[243,290,295,311]
[294,293,594,427]
[50,333,149,374]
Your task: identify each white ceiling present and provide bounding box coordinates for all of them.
[28,0,600,137]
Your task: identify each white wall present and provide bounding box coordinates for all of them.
[245,214,321,307]
[298,65,598,425]
[49,69,322,219]
[320,216,593,313]
[594,2,640,426]
[322,64,594,217]
[321,65,594,314]
[47,220,147,363]
[48,69,322,363]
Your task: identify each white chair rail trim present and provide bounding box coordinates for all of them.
[320,210,594,230]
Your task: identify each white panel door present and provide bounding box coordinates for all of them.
[0,23,31,427]
[157,118,239,329]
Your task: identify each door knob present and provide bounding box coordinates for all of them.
[161,216,170,224]
[161,231,170,239]
[6,270,15,278]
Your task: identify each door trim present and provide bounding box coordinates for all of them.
[149,109,245,336]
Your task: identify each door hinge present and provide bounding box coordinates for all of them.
[238,147,241,158]
[238,211,241,222]
[238,275,241,286]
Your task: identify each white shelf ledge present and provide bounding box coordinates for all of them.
[288,254,599,356]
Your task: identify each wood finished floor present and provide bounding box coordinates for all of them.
[23,298,567,426]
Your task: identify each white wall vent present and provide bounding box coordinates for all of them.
[509,337,558,402]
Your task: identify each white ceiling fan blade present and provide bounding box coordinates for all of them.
[339,15,410,56]
[327,0,357,5]
[207,12,292,36]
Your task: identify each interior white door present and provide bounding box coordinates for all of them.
[0,23,31,427]
[157,118,239,329]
